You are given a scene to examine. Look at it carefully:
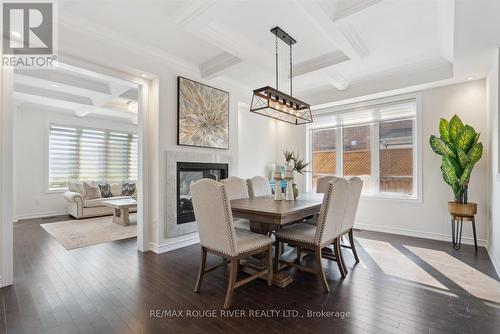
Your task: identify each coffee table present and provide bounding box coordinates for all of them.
[101,198,137,226]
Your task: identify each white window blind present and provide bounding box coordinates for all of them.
[48,124,137,190]
[311,98,416,129]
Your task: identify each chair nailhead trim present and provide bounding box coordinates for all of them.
[316,181,334,244]
[221,184,237,256]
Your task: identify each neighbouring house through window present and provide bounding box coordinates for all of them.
[308,95,419,199]
[48,124,138,190]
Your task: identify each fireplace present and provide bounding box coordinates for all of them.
[176,162,228,225]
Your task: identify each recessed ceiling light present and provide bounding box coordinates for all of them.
[140,73,148,78]
[11,31,21,38]
[51,84,59,88]
[467,77,474,81]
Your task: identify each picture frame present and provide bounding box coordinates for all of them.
[177,76,229,150]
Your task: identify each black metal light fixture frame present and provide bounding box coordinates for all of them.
[250,27,313,125]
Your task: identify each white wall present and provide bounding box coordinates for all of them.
[279,80,490,245]
[14,107,137,220]
[237,104,277,179]
[275,120,308,191]
[487,48,500,275]
[356,80,489,245]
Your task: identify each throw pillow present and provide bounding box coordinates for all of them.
[83,181,102,200]
[97,183,112,198]
[121,181,136,196]
[110,182,122,197]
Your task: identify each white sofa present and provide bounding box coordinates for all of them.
[64,181,137,219]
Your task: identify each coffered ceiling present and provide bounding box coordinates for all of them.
[57,0,500,105]
[14,65,139,124]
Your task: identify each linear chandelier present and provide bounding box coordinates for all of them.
[250,26,313,125]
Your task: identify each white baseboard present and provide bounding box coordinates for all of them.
[355,222,487,247]
[149,233,200,254]
[486,244,500,277]
[15,210,68,221]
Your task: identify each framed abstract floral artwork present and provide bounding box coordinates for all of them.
[177,76,229,149]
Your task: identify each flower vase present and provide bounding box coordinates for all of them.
[292,183,298,199]
[284,164,295,201]
[273,181,281,200]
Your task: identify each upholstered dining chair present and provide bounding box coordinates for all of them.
[247,176,272,198]
[305,175,338,226]
[316,175,336,193]
[190,179,273,309]
[275,177,349,292]
[221,176,250,231]
[338,177,363,272]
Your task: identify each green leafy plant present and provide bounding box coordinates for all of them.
[283,150,296,164]
[283,150,310,174]
[429,115,483,204]
[292,157,310,175]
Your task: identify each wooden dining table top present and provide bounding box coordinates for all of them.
[230,192,324,226]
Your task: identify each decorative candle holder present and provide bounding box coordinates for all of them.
[273,169,282,201]
[284,164,295,201]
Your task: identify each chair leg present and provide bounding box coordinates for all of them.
[274,239,281,271]
[296,246,302,264]
[194,246,207,292]
[348,229,360,263]
[223,257,238,309]
[267,244,273,286]
[334,239,347,279]
[315,245,330,292]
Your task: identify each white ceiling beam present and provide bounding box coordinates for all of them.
[198,21,274,74]
[170,3,272,77]
[324,69,349,90]
[89,82,131,107]
[80,82,133,118]
[332,0,383,22]
[171,0,215,27]
[292,51,349,77]
[294,0,369,60]
[200,52,242,79]
[437,0,455,63]
[303,59,453,104]
[14,83,93,105]
[18,101,135,124]
[120,88,138,101]
[61,14,200,75]
[15,69,111,94]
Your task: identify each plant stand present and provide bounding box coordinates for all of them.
[448,202,478,251]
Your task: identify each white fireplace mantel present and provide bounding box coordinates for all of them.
[164,150,234,238]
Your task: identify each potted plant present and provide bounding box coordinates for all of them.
[283,150,310,199]
[429,115,483,217]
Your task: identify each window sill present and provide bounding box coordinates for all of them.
[361,193,421,203]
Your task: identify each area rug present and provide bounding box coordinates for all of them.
[41,214,137,250]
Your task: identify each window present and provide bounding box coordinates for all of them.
[48,124,138,190]
[343,125,373,192]
[379,119,414,194]
[311,128,336,192]
[308,96,419,199]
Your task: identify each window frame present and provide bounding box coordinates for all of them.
[306,93,422,202]
[45,121,138,193]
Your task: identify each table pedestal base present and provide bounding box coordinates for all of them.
[113,208,130,226]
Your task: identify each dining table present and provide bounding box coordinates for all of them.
[230,192,324,287]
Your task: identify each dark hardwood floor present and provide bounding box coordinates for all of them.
[1,216,499,334]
